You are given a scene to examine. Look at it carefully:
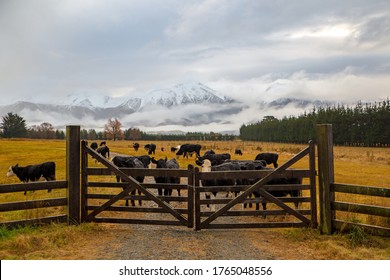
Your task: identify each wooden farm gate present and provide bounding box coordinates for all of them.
[81,141,194,228]
[194,141,317,230]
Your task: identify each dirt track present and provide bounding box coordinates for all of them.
[52,221,290,260]
[86,224,276,260]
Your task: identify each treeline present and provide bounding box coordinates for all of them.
[240,99,390,147]
[140,131,236,141]
[0,113,65,139]
[80,128,236,141]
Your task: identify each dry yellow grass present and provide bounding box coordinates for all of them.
[0,139,389,259]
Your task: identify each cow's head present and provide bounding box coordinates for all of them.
[151,157,167,168]
[200,159,212,172]
[6,164,18,177]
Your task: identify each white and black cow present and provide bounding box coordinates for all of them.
[111,156,146,206]
[6,162,56,194]
[176,143,201,158]
[195,153,231,166]
[151,157,181,197]
[144,143,156,155]
[255,153,279,168]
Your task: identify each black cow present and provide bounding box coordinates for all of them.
[235,149,243,156]
[255,153,279,168]
[204,150,215,156]
[176,144,201,158]
[252,177,302,216]
[6,162,56,194]
[136,155,152,168]
[96,145,110,159]
[144,143,156,155]
[151,157,180,197]
[225,160,266,171]
[195,153,231,166]
[133,142,140,151]
[111,156,145,206]
[90,142,98,150]
[240,163,302,216]
[199,159,241,208]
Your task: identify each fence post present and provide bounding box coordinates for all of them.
[194,167,201,231]
[81,140,88,222]
[66,125,81,225]
[316,124,335,234]
[309,140,318,228]
[187,165,194,229]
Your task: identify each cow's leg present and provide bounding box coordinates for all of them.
[122,187,129,206]
[131,189,136,206]
[44,176,53,192]
[243,193,253,209]
[261,202,267,218]
[212,192,219,212]
[138,190,142,206]
[205,193,211,208]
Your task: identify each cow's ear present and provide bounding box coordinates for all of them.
[14,164,19,168]
[151,157,157,164]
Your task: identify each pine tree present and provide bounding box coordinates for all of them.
[0,112,27,138]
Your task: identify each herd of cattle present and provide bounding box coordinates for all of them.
[5,141,301,213]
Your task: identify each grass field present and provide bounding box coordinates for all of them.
[0,138,389,259]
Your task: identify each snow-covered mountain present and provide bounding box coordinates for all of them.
[0,82,334,132]
[139,82,233,108]
[0,83,242,129]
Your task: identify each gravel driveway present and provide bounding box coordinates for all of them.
[90,223,276,260]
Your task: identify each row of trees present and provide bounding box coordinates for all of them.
[0,113,65,139]
[240,99,390,146]
[0,113,123,140]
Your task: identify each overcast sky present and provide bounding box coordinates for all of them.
[1,0,390,106]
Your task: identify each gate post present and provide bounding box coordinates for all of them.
[317,124,335,234]
[66,125,81,225]
[194,167,201,231]
[187,165,194,229]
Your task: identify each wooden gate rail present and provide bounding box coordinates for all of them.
[194,141,317,230]
[0,181,68,229]
[331,183,390,237]
[81,141,194,227]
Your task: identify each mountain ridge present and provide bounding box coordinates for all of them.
[0,82,333,132]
